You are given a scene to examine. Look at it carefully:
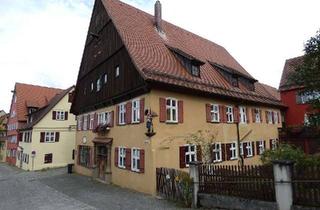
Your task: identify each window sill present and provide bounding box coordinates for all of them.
[246,155,254,158]
[131,169,141,173]
[213,160,223,163]
[118,165,126,169]
[165,121,178,124]
[230,157,238,161]
[118,123,126,126]
[131,121,140,124]
[210,121,220,124]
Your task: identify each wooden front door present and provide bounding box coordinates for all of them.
[97,146,107,180]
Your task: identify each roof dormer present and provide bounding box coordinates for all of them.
[167,46,205,77]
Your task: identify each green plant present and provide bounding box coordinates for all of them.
[261,143,320,167]
[175,172,193,207]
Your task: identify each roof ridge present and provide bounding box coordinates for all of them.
[15,82,64,91]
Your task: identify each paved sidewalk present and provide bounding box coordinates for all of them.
[0,163,188,210]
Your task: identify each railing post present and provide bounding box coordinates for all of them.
[272,160,294,210]
[189,161,202,208]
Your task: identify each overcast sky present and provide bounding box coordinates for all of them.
[0,0,319,113]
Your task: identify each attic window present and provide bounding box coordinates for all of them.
[231,75,239,87]
[167,46,204,77]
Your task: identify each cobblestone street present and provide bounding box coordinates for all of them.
[0,163,186,210]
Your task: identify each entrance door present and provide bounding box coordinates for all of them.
[97,146,107,180]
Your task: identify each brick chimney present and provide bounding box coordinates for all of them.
[154,0,162,32]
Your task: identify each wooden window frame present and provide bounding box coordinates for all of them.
[230,142,237,160]
[254,108,261,123]
[79,146,90,168]
[118,147,126,168]
[131,148,140,172]
[83,114,88,131]
[267,111,273,124]
[96,77,101,92]
[44,132,55,143]
[210,104,220,122]
[239,106,247,124]
[185,144,197,167]
[89,113,94,129]
[44,153,53,164]
[166,98,178,123]
[131,99,140,123]
[55,111,65,121]
[226,106,234,123]
[258,140,265,154]
[246,142,253,157]
[119,103,126,125]
[213,143,222,162]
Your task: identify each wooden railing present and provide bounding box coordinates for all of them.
[198,164,275,202]
[293,165,320,207]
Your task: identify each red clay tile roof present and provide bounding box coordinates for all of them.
[279,56,304,91]
[15,83,63,121]
[101,0,283,106]
[260,83,280,101]
[21,86,74,130]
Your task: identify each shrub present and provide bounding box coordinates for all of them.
[261,143,320,167]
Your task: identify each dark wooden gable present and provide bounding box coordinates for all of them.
[71,0,147,115]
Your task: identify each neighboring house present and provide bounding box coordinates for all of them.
[6,83,63,165]
[70,0,283,195]
[0,112,9,162]
[17,86,76,171]
[279,56,320,154]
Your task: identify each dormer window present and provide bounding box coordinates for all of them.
[191,65,200,77]
[167,46,204,77]
[231,75,239,87]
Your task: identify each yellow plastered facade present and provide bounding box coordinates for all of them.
[17,91,76,171]
[75,89,281,195]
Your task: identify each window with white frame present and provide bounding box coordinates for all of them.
[258,140,265,154]
[106,112,112,125]
[98,112,106,125]
[89,114,94,129]
[273,111,278,124]
[271,139,278,150]
[132,99,140,123]
[166,98,178,123]
[210,104,219,122]
[230,142,237,159]
[239,106,247,123]
[267,111,273,124]
[55,111,65,120]
[246,142,253,157]
[96,78,101,92]
[185,145,197,166]
[131,148,140,172]
[45,132,55,143]
[118,147,126,168]
[119,104,126,125]
[226,106,234,123]
[213,143,222,162]
[115,66,120,77]
[83,115,88,130]
[240,142,244,156]
[23,131,32,143]
[254,108,261,123]
[77,116,82,130]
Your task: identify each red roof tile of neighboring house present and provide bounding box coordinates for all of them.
[260,83,281,101]
[21,86,74,130]
[279,56,304,91]
[101,0,283,106]
[14,83,63,121]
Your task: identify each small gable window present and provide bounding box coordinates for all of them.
[191,65,200,77]
[96,78,101,92]
[104,73,108,84]
[115,66,120,77]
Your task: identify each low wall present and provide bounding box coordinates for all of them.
[198,193,277,210]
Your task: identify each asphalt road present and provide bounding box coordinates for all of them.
[0,163,187,210]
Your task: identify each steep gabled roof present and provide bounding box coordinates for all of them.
[21,86,74,130]
[14,83,63,121]
[100,0,282,106]
[279,56,304,91]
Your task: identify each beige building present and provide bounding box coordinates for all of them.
[0,112,8,162]
[18,87,76,171]
[71,0,284,195]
